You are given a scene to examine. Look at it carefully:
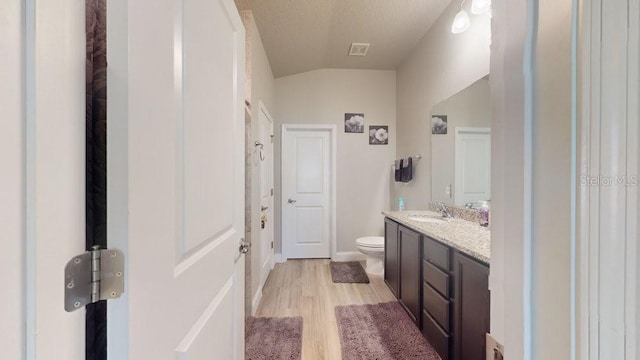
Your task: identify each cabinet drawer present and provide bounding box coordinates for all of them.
[423,237,451,271]
[422,310,451,360]
[423,283,451,332]
[423,260,450,297]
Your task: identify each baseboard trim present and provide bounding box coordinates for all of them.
[332,251,366,262]
[274,253,286,263]
[251,286,263,316]
[274,251,366,262]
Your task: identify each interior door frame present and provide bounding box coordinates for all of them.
[281,124,337,260]
[257,101,275,276]
[578,0,639,358]
[11,0,87,358]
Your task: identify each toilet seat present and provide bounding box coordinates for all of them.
[356,236,384,249]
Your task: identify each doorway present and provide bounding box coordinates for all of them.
[257,102,275,289]
[281,124,337,259]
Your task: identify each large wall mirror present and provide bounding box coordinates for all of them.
[431,75,491,208]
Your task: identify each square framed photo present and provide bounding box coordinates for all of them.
[369,125,389,145]
[344,113,364,133]
[431,115,448,135]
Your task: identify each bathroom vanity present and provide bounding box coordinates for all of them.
[382,210,490,360]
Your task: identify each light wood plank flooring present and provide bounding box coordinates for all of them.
[255,259,396,360]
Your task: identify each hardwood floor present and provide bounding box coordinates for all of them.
[255,259,397,360]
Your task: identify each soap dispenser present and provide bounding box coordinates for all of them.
[479,204,489,227]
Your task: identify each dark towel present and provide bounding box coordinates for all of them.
[401,157,413,182]
[394,159,402,182]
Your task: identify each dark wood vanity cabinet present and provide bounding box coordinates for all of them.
[384,217,490,360]
[399,226,422,325]
[384,220,422,326]
[453,252,490,360]
[384,218,400,298]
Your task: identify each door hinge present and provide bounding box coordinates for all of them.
[271,241,274,249]
[64,246,125,312]
[271,188,274,196]
[270,134,274,143]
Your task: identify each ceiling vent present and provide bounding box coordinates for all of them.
[348,43,370,56]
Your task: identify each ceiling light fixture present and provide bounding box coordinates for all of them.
[471,0,491,15]
[451,1,471,34]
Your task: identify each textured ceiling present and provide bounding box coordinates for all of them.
[235,0,452,78]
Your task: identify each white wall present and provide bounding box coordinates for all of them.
[490,0,529,356]
[0,0,24,358]
[431,79,491,204]
[492,0,575,358]
[274,69,396,256]
[532,1,573,358]
[240,11,276,314]
[395,0,490,210]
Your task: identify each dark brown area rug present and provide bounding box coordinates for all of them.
[330,261,370,283]
[335,302,441,360]
[245,316,303,360]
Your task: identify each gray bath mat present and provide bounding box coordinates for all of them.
[245,316,303,360]
[335,302,441,360]
[330,261,370,283]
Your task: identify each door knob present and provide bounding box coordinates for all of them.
[288,198,297,204]
[261,206,269,211]
[239,239,250,254]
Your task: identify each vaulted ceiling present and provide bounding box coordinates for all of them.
[234,0,452,78]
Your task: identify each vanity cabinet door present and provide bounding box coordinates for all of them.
[399,225,422,326]
[384,218,400,298]
[453,252,490,360]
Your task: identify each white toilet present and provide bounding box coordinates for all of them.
[356,236,385,276]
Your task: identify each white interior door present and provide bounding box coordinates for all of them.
[107,0,246,359]
[454,127,491,206]
[258,103,274,283]
[0,0,86,358]
[282,125,335,259]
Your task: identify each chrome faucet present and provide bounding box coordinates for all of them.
[437,202,454,219]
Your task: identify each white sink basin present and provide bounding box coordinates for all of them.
[407,215,445,223]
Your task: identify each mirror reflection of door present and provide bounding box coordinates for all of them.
[430,76,491,207]
[454,128,491,207]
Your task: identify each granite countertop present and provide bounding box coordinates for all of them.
[382,210,491,264]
